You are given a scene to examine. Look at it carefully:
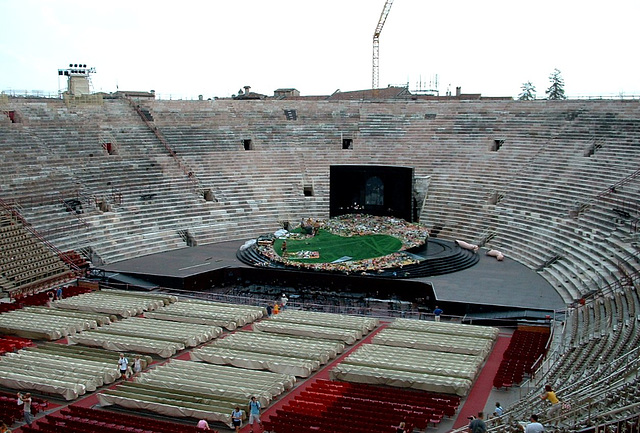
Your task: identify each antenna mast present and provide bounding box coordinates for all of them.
[372,0,394,89]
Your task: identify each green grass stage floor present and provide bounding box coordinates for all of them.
[273,229,402,264]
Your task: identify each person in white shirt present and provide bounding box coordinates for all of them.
[522,414,544,433]
[118,353,129,379]
[19,393,34,426]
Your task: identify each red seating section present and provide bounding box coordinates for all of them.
[21,405,212,433]
[58,251,90,270]
[493,327,550,389]
[0,302,20,314]
[0,394,23,426]
[265,379,460,433]
[0,335,34,354]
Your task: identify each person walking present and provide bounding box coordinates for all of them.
[493,402,504,417]
[231,406,243,433]
[133,355,143,377]
[118,353,129,379]
[248,396,262,432]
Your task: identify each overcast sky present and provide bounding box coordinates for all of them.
[1,0,638,99]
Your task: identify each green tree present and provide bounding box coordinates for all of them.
[545,68,566,100]
[518,81,536,100]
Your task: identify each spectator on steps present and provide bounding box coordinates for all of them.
[521,414,544,433]
[493,402,504,417]
[541,385,561,420]
[396,421,407,433]
[468,412,486,433]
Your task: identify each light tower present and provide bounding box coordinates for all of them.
[372,0,394,89]
[58,63,96,96]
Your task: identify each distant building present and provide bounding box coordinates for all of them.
[274,88,300,98]
[327,86,411,100]
[233,86,267,100]
[113,90,156,100]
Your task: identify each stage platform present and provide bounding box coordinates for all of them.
[98,238,565,312]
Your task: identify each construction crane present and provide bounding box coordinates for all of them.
[372,0,394,89]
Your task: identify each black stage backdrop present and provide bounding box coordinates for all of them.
[330,165,414,222]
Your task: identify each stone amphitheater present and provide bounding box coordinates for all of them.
[0,94,639,433]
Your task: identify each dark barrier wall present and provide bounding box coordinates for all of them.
[330,165,414,222]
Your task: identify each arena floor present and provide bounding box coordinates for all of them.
[100,239,565,312]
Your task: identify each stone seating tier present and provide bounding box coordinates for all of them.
[1,98,638,301]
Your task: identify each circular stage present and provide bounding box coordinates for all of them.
[237,215,480,279]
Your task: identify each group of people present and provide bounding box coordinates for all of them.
[197,396,262,433]
[45,287,64,307]
[117,353,143,379]
[265,294,288,317]
[468,385,564,433]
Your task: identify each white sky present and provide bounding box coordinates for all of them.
[1,0,639,99]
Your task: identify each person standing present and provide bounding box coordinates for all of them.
[541,385,561,420]
[280,294,288,310]
[118,353,129,379]
[47,291,55,307]
[248,396,262,432]
[20,393,34,426]
[231,406,243,433]
[434,306,443,322]
[133,355,143,377]
[468,412,487,433]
